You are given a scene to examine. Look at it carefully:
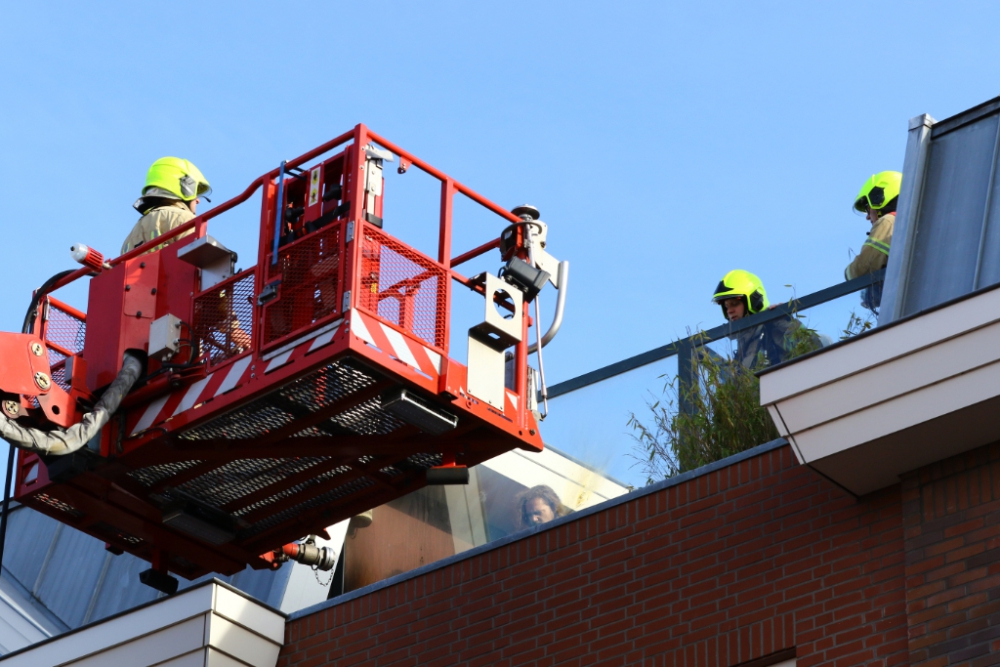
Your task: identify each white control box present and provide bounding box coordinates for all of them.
[149,314,183,361]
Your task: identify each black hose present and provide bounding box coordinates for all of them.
[22,270,76,334]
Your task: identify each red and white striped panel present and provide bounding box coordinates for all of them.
[504,389,519,415]
[350,309,442,381]
[129,318,345,436]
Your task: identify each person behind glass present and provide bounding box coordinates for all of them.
[712,269,818,370]
[516,485,569,528]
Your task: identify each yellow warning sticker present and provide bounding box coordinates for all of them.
[308,167,321,206]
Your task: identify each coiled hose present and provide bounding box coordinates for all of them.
[0,353,142,456]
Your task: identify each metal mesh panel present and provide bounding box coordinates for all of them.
[238,451,445,538]
[50,360,69,392]
[179,360,386,442]
[380,453,443,478]
[34,493,83,518]
[44,302,86,354]
[239,475,376,538]
[233,464,354,519]
[264,225,341,344]
[404,452,442,468]
[278,361,379,414]
[44,301,85,391]
[359,226,446,348]
[129,460,206,488]
[291,426,328,437]
[179,397,295,441]
[172,457,327,508]
[46,347,66,371]
[92,522,143,546]
[331,397,406,435]
[193,271,255,366]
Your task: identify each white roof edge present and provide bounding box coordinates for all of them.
[760,287,1000,403]
[0,580,283,666]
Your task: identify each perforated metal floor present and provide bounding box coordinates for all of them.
[125,358,442,541]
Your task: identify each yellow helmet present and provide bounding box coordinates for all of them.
[853,171,902,213]
[713,269,769,317]
[134,157,211,213]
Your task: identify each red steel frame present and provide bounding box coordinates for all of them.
[11,125,545,579]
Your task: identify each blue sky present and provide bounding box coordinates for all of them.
[1,1,998,487]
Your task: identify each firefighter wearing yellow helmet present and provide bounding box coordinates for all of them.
[845,171,900,281]
[121,158,212,255]
[712,270,819,369]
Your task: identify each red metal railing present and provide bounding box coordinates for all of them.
[37,124,533,402]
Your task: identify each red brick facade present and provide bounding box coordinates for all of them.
[903,442,1000,666]
[280,439,1000,666]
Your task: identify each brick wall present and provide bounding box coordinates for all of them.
[280,442,910,666]
[903,441,1000,666]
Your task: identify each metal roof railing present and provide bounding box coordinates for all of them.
[539,269,887,487]
[549,269,886,399]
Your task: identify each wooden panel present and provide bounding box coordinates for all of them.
[344,487,458,592]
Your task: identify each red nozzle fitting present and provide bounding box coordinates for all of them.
[260,539,337,571]
[70,244,106,273]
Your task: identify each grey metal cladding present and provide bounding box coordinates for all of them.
[85,555,162,623]
[0,504,292,640]
[2,507,60,593]
[904,113,1000,314]
[931,96,1000,138]
[34,525,115,627]
[977,157,1000,288]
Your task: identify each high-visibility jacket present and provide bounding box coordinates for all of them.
[120,202,194,255]
[845,212,894,280]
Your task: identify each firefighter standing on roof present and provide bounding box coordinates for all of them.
[712,270,818,369]
[121,157,212,255]
[846,171,901,311]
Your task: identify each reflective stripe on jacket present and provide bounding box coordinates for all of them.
[845,213,894,280]
[120,203,194,255]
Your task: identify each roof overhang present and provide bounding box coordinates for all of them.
[760,285,1000,496]
[0,580,284,667]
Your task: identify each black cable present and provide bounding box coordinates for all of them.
[22,270,76,334]
[0,444,17,581]
[6,269,76,577]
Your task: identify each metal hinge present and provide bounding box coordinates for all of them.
[342,290,351,312]
[346,221,355,243]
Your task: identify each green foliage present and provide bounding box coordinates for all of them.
[628,315,822,486]
[628,339,779,485]
[841,310,876,340]
[628,307,869,486]
[784,316,824,358]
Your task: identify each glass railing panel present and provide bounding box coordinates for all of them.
[691,282,878,367]
[542,355,679,490]
[782,285,878,348]
[540,278,879,491]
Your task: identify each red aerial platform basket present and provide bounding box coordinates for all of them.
[4,125,562,583]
